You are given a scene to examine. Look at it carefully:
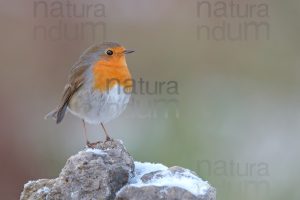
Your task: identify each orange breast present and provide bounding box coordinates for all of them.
[92,59,132,93]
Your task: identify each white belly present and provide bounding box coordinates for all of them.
[68,84,131,124]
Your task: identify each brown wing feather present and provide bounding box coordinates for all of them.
[56,85,74,124]
[55,62,89,123]
[45,62,89,124]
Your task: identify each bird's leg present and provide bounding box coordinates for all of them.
[82,120,100,148]
[82,120,91,147]
[101,123,112,141]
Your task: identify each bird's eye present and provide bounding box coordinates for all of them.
[106,50,113,55]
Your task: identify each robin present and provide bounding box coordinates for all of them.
[45,42,134,147]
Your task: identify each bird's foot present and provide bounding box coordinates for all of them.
[86,141,100,148]
[104,136,113,142]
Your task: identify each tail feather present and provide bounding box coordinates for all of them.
[44,105,68,124]
[45,85,74,124]
[56,102,68,124]
[44,108,58,121]
[45,103,68,124]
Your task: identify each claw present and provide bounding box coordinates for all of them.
[105,136,112,142]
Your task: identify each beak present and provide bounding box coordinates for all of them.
[123,49,135,54]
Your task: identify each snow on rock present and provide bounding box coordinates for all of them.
[36,186,50,194]
[130,162,210,196]
[129,162,168,184]
[85,148,107,155]
[116,162,216,200]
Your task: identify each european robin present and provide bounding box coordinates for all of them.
[46,42,134,147]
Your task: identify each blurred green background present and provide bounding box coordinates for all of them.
[0,0,299,199]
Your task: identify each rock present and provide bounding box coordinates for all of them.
[20,140,216,200]
[116,163,216,200]
[116,186,215,200]
[21,179,56,200]
[20,140,134,200]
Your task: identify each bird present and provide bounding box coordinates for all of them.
[45,42,134,147]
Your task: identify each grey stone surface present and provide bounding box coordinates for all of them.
[20,140,134,200]
[20,140,216,200]
[115,186,216,200]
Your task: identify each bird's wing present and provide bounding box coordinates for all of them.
[45,44,102,123]
[47,62,90,124]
